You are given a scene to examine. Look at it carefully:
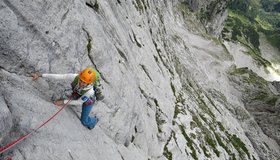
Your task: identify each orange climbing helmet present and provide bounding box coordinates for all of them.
[79,67,97,84]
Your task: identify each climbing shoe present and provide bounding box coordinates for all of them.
[88,117,99,130]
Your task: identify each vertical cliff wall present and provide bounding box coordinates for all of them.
[0,0,279,160]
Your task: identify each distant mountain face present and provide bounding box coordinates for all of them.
[222,0,280,159]
[223,0,280,51]
[221,0,280,105]
[182,0,230,35]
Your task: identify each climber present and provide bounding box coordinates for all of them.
[31,67,104,129]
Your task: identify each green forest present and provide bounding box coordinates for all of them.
[222,0,280,51]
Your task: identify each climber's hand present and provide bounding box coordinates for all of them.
[53,100,65,106]
[31,72,42,81]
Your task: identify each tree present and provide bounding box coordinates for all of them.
[260,0,279,12]
[274,2,280,12]
[229,0,250,12]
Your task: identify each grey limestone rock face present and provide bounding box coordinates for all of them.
[272,81,280,93]
[228,67,280,159]
[181,0,229,35]
[0,0,279,160]
[0,93,13,145]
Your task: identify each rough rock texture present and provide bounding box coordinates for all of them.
[272,81,280,93]
[0,0,279,160]
[228,67,280,159]
[0,92,13,143]
[182,0,229,35]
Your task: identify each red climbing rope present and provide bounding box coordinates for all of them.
[0,98,72,154]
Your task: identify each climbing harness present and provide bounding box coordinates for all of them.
[0,98,72,154]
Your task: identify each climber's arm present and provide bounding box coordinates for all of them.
[32,72,78,81]
[42,73,78,80]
